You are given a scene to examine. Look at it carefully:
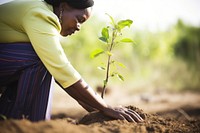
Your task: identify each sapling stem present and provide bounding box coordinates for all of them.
[101,30,116,98]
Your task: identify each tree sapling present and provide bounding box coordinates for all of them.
[91,14,134,98]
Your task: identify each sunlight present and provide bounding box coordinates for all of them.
[93,0,200,31]
[1,0,199,31]
[0,0,12,4]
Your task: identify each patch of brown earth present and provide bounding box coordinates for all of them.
[78,105,199,133]
[0,105,199,133]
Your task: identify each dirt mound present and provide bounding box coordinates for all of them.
[78,105,199,133]
[78,106,146,125]
[0,105,199,133]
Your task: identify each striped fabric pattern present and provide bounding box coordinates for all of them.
[0,43,52,121]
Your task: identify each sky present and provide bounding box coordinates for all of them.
[92,0,200,31]
[1,0,200,31]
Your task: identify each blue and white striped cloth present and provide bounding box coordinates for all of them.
[0,42,53,121]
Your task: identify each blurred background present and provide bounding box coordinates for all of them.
[1,0,199,91]
[61,0,200,92]
[1,0,200,115]
[58,0,200,115]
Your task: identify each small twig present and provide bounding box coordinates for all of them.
[177,108,192,121]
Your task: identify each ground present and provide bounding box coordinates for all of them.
[0,86,200,133]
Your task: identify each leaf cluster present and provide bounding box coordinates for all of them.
[90,14,134,98]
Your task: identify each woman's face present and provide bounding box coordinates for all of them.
[59,3,92,36]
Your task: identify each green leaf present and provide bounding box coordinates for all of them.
[115,61,126,68]
[110,72,117,77]
[106,13,115,26]
[99,37,108,43]
[110,60,115,64]
[97,66,106,71]
[117,19,133,30]
[116,73,124,81]
[120,38,134,43]
[106,51,113,56]
[90,49,104,58]
[101,27,109,41]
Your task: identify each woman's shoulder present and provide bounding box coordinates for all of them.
[21,1,61,33]
[0,0,54,17]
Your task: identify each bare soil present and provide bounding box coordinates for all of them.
[0,87,200,133]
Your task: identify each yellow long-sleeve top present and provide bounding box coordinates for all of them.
[0,0,81,88]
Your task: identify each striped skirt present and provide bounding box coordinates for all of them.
[0,42,53,121]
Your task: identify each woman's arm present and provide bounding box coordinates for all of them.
[64,79,143,122]
[77,100,97,112]
[64,79,108,111]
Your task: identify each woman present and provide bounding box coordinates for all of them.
[0,0,143,122]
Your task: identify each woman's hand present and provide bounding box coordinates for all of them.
[102,106,144,122]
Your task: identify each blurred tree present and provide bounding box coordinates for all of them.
[60,17,200,91]
[173,20,200,69]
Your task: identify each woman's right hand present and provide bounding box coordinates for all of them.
[102,106,144,122]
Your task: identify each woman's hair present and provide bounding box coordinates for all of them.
[44,0,94,9]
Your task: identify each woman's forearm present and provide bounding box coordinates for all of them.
[64,79,108,112]
[77,100,97,112]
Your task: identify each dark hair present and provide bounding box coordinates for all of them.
[44,0,94,9]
